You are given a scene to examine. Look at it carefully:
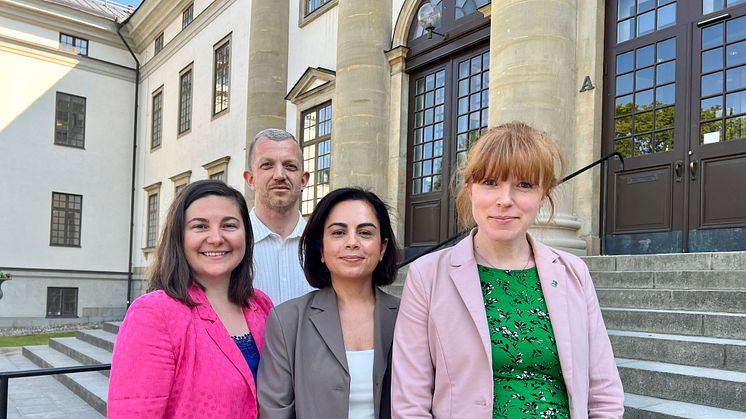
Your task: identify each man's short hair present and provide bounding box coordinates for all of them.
[247,128,301,167]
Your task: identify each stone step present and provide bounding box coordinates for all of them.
[591,270,746,290]
[76,329,117,352]
[616,358,746,412]
[582,251,746,272]
[49,337,113,376]
[598,289,746,313]
[103,321,121,334]
[22,345,109,416]
[608,330,746,372]
[623,393,746,418]
[602,308,746,339]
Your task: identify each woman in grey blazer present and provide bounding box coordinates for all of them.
[257,188,400,419]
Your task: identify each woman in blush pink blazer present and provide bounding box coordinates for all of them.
[108,180,273,418]
[392,122,623,419]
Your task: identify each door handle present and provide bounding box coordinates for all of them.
[689,160,698,181]
[674,160,683,182]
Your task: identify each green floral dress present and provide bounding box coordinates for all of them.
[479,265,570,418]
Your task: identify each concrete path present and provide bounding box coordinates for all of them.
[0,348,103,418]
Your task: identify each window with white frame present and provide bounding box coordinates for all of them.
[59,33,88,55]
[154,32,164,55]
[151,88,163,149]
[300,102,332,215]
[144,183,161,249]
[182,3,194,29]
[213,35,231,115]
[178,64,193,134]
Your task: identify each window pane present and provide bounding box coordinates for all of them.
[639,0,656,13]
[617,51,634,73]
[657,3,676,29]
[637,45,655,67]
[618,18,635,43]
[657,38,676,62]
[636,89,654,111]
[656,61,675,84]
[727,65,746,90]
[636,67,655,90]
[617,73,634,95]
[703,0,724,14]
[656,83,675,105]
[702,96,724,119]
[619,0,635,19]
[727,16,746,43]
[726,115,746,140]
[726,40,746,67]
[701,72,724,96]
[703,23,723,50]
[637,11,655,36]
[703,48,723,73]
[616,94,634,115]
[726,90,746,115]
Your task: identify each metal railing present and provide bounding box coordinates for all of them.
[0,363,110,419]
[397,151,625,269]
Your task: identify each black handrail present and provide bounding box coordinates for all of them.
[396,152,625,269]
[0,363,110,419]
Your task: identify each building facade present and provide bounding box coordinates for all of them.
[2,0,745,327]
[0,0,136,328]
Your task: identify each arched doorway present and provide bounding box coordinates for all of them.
[401,0,491,255]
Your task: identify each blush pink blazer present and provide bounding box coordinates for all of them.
[392,231,623,419]
[108,286,273,418]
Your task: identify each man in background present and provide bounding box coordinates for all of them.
[243,128,313,304]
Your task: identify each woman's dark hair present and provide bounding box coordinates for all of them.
[149,179,254,307]
[300,187,400,288]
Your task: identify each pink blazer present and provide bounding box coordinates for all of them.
[392,231,623,419]
[108,286,273,418]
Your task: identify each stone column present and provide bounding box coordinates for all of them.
[245,0,289,201]
[332,0,392,194]
[487,0,586,253]
[386,45,410,242]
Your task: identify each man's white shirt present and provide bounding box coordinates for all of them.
[249,208,314,305]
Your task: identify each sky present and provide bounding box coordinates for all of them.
[116,0,142,8]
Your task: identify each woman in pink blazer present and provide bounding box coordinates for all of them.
[108,180,273,418]
[392,122,623,419]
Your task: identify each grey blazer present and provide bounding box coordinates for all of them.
[257,286,399,419]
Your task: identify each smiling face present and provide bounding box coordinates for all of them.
[183,195,246,286]
[321,200,388,285]
[243,138,309,214]
[470,176,546,246]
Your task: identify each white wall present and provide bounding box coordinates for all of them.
[285,0,338,136]
[131,0,251,269]
[0,46,135,272]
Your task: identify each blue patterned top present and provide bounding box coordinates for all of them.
[232,332,260,381]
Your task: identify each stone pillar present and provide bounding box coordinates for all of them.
[487,0,586,253]
[245,0,289,201]
[332,0,392,194]
[386,45,410,242]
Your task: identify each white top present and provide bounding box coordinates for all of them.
[346,349,375,419]
[249,209,314,305]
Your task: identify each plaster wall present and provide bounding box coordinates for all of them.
[131,0,251,269]
[0,270,127,320]
[0,48,134,272]
[0,14,134,67]
[285,1,338,137]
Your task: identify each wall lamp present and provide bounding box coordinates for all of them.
[417,2,448,39]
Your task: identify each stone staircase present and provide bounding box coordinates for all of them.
[584,252,746,418]
[14,252,746,418]
[21,322,119,416]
